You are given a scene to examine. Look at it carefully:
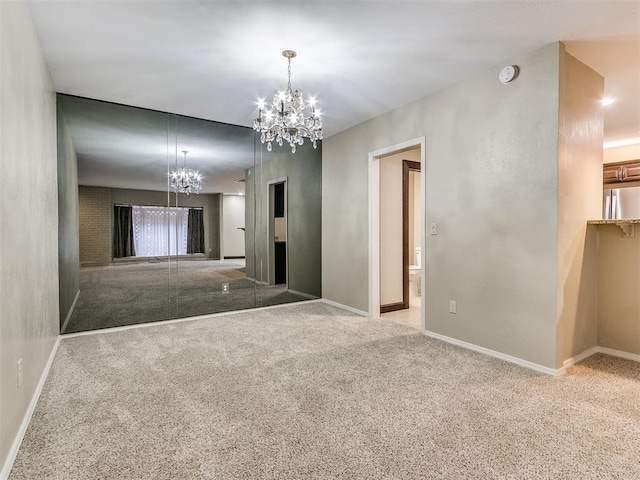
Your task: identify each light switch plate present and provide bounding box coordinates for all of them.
[430,223,437,235]
[449,300,457,314]
[17,358,23,387]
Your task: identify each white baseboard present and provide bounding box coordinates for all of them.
[422,332,640,377]
[597,346,640,363]
[423,330,562,376]
[244,277,268,286]
[561,346,640,371]
[562,346,599,370]
[320,299,368,317]
[1,335,60,480]
[62,299,323,338]
[60,289,80,334]
[287,289,318,300]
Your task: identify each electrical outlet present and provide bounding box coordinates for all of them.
[17,358,23,388]
[222,283,229,294]
[430,223,438,235]
[449,300,457,314]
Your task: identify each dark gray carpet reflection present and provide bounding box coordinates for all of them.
[63,260,310,333]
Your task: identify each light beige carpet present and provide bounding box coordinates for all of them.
[10,302,640,479]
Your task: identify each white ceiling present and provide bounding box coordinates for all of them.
[28,1,640,192]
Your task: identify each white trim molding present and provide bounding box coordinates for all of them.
[244,277,268,286]
[320,298,368,317]
[423,330,563,376]
[597,346,640,363]
[1,336,61,480]
[424,332,640,376]
[62,299,323,338]
[287,289,318,300]
[562,346,640,372]
[562,346,599,370]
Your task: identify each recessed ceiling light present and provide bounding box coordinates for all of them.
[601,97,616,106]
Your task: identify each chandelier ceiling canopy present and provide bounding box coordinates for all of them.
[253,50,323,154]
[170,150,202,195]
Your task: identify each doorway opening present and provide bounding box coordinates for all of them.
[369,138,425,331]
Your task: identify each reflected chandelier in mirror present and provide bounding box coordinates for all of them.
[170,150,202,195]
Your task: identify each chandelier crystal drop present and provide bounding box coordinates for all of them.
[170,150,202,195]
[253,50,323,154]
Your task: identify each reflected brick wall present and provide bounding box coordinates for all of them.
[79,186,112,265]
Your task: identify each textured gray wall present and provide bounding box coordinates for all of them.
[0,2,59,474]
[57,103,80,327]
[323,43,562,368]
[246,141,322,298]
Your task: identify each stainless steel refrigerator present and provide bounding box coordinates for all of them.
[603,186,640,219]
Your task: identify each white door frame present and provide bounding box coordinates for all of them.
[368,137,426,331]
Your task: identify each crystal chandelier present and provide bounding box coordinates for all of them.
[253,50,323,153]
[170,150,202,195]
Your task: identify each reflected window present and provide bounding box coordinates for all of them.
[132,206,188,257]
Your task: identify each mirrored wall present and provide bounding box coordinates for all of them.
[57,94,321,333]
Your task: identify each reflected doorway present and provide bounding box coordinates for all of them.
[403,160,422,315]
[268,179,287,286]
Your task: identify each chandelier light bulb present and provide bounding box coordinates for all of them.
[253,49,323,153]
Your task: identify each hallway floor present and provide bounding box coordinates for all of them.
[381,283,422,330]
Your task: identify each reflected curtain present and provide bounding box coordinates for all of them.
[187,208,205,254]
[113,205,136,258]
[133,206,188,257]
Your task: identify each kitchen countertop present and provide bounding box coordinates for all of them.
[587,219,640,225]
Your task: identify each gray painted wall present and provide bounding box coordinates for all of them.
[323,43,565,369]
[57,102,80,328]
[0,2,59,474]
[246,142,322,297]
